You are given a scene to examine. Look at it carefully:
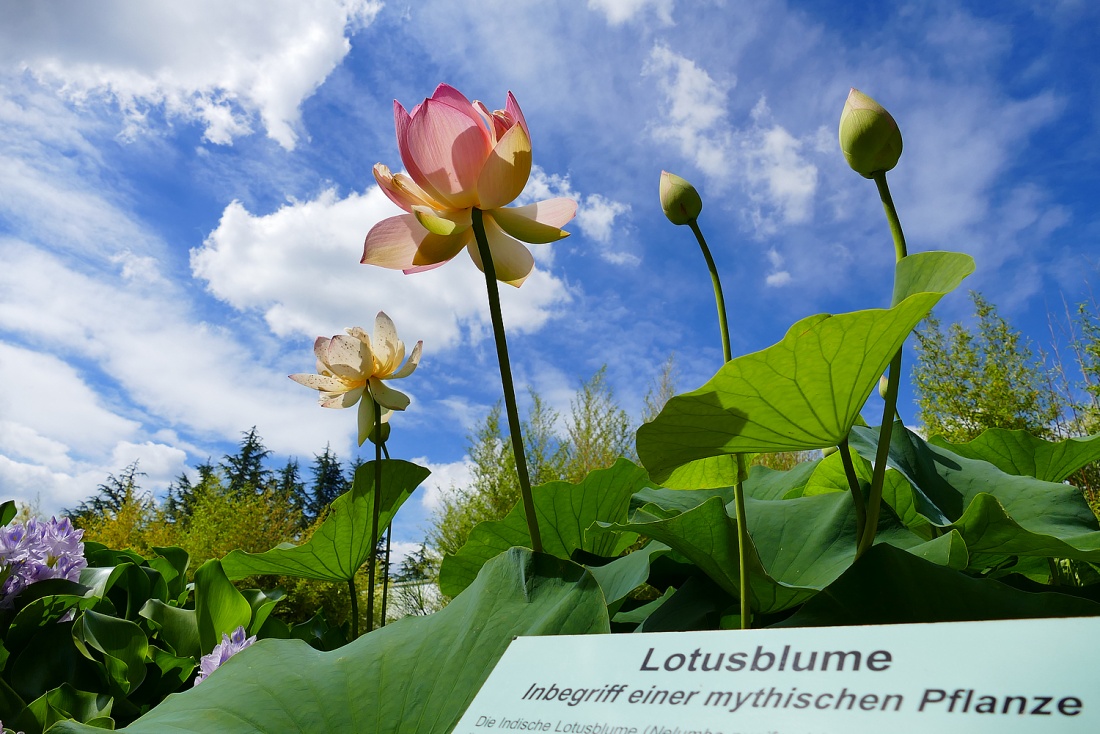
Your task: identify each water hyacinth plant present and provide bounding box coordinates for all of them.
[193,626,256,686]
[0,516,86,607]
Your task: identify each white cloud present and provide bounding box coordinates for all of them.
[0,343,140,464]
[644,45,819,235]
[192,186,573,350]
[763,248,791,287]
[588,0,674,26]
[577,194,632,245]
[740,98,819,235]
[644,43,735,181]
[412,457,475,513]
[0,240,353,465]
[0,0,381,149]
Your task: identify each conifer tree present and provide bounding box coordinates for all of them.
[308,444,348,521]
[221,427,273,496]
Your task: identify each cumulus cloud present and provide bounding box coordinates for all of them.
[644,44,819,236]
[644,43,735,181]
[588,0,674,26]
[192,186,573,350]
[0,0,381,148]
[763,248,791,287]
[412,457,475,513]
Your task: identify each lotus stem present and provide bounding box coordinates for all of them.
[839,438,867,544]
[688,219,751,629]
[367,401,382,632]
[471,208,543,554]
[858,172,908,558]
[348,577,358,640]
[381,442,392,627]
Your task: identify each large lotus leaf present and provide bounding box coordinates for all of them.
[193,560,251,655]
[640,309,941,488]
[627,460,820,516]
[438,459,647,597]
[630,575,733,633]
[51,549,610,734]
[222,459,429,582]
[743,459,821,500]
[930,428,1100,483]
[596,489,944,615]
[851,423,1100,563]
[775,543,1100,628]
[890,250,977,305]
[584,541,672,608]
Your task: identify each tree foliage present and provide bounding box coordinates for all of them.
[913,291,1059,443]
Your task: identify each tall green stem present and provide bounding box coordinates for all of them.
[380,442,391,627]
[838,438,867,543]
[381,526,391,626]
[366,401,382,632]
[857,172,909,557]
[471,208,543,554]
[348,577,358,640]
[688,219,751,629]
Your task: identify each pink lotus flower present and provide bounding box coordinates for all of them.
[362,84,576,287]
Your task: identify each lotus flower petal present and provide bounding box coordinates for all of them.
[428,84,484,124]
[488,200,574,244]
[476,124,532,210]
[322,335,367,378]
[289,373,351,392]
[369,376,411,411]
[372,312,401,374]
[363,214,471,270]
[466,215,535,287]
[406,98,490,210]
[504,91,528,139]
[394,100,443,204]
[390,340,422,379]
[412,206,472,236]
[322,385,364,409]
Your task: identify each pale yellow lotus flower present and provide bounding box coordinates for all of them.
[289,312,422,445]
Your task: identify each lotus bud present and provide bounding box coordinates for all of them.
[879,373,890,399]
[659,171,703,225]
[839,88,902,178]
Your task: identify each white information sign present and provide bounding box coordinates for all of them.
[453,617,1098,733]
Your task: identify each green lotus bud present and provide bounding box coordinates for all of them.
[839,88,903,178]
[659,170,703,225]
[879,373,890,399]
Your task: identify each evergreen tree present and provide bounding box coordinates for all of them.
[221,427,272,496]
[309,445,348,521]
[275,458,309,525]
[69,461,145,527]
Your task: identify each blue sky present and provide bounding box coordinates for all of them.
[2,0,1098,557]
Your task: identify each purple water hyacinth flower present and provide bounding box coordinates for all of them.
[0,516,86,607]
[193,625,257,686]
